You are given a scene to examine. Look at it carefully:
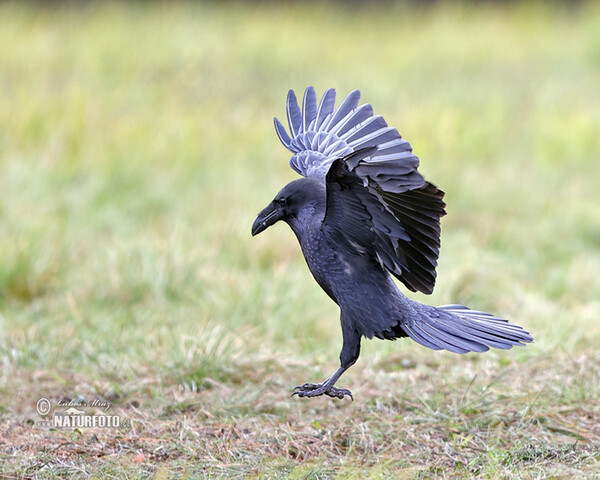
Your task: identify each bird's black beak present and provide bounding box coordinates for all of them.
[252,201,285,236]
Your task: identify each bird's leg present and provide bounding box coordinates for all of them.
[292,325,360,400]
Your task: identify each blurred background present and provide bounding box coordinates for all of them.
[0,0,599,476]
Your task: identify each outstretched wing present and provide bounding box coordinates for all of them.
[323,150,446,294]
[274,87,425,193]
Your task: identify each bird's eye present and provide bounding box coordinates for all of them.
[277,198,287,206]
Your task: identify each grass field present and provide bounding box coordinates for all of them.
[0,1,599,478]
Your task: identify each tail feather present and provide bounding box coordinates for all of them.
[434,317,524,350]
[407,322,489,354]
[403,322,469,352]
[403,304,534,354]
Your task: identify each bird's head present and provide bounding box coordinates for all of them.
[252,178,325,236]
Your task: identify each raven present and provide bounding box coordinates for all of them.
[252,87,533,400]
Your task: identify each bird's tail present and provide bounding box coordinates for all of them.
[401,304,533,354]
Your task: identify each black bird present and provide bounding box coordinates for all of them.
[252,87,533,400]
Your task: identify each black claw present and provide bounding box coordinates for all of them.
[292,382,321,393]
[324,387,353,400]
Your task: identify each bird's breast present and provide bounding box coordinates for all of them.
[298,230,394,307]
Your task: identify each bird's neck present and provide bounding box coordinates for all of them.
[287,202,323,240]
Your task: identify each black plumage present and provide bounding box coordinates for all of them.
[252,87,533,400]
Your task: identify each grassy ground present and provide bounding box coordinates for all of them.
[0,1,599,478]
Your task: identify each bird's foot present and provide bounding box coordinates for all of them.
[291,382,353,400]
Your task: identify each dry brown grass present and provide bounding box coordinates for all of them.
[2,351,599,478]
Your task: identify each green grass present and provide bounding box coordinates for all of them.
[1,1,599,478]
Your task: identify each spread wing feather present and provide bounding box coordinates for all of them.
[274,86,424,192]
[324,152,446,294]
[286,90,303,137]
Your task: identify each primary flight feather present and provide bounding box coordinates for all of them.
[252,87,533,400]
